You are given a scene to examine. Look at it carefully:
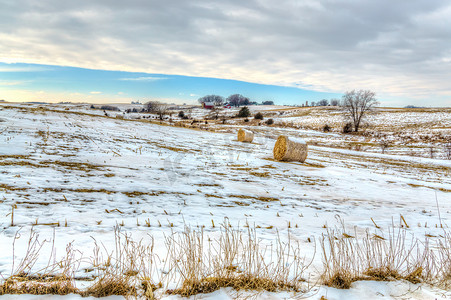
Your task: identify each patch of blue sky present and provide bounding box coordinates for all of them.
[0,62,341,104]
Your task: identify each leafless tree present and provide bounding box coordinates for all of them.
[379,139,391,154]
[262,100,274,105]
[330,98,340,106]
[206,106,223,120]
[318,99,329,106]
[198,95,224,106]
[341,90,378,132]
[227,94,249,107]
[145,101,169,120]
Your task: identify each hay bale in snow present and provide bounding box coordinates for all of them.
[237,129,254,143]
[273,135,308,162]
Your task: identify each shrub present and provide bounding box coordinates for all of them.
[342,122,353,133]
[330,99,340,106]
[100,105,120,111]
[379,140,391,154]
[237,106,251,118]
[323,124,331,132]
[178,111,185,118]
[90,104,95,109]
[265,119,274,125]
[244,118,249,122]
[254,112,264,120]
[145,101,170,120]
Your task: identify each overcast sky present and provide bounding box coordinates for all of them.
[1,0,451,106]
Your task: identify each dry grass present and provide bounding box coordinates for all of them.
[205,193,224,198]
[0,159,104,172]
[249,171,270,178]
[0,184,28,191]
[82,226,156,297]
[0,229,80,295]
[5,221,451,298]
[435,231,451,289]
[320,224,431,289]
[229,194,279,202]
[0,276,78,295]
[165,223,310,297]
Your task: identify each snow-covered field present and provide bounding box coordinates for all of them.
[82,103,451,159]
[268,107,451,158]
[1,103,451,299]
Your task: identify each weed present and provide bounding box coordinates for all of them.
[321,225,432,289]
[165,222,310,297]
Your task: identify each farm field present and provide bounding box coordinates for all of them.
[1,103,451,299]
[66,103,451,159]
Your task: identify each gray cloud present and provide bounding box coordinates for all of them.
[1,0,450,104]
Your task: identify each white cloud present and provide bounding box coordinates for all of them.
[0,80,27,86]
[90,91,101,94]
[0,66,51,72]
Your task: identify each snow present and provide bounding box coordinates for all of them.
[0,103,450,299]
[270,107,451,159]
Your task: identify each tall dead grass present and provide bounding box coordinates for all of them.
[320,224,437,289]
[82,226,161,298]
[1,224,310,298]
[4,222,451,298]
[165,222,311,297]
[0,228,79,295]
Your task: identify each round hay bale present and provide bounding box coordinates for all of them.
[273,135,308,162]
[237,129,254,143]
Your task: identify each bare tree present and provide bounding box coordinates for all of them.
[379,139,391,154]
[341,90,378,132]
[318,99,329,106]
[227,94,249,107]
[198,95,224,106]
[330,98,340,106]
[207,107,223,120]
[145,101,169,120]
[262,100,274,105]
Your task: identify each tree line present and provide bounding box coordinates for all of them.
[198,94,274,107]
[143,89,378,133]
[196,95,351,107]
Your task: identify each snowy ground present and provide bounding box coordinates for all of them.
[74,103,451,159]
[0,103,451,299]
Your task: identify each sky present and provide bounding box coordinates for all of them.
[0,63,340,105]
[1,0,451,106]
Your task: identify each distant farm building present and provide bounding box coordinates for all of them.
[202,102,215,109]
